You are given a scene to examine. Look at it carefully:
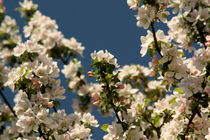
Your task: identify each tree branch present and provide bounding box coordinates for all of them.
[0,90,17,117]
[151,22,162,57]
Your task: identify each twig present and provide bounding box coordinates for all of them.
[0,90,17,117]
[100,71,126,130]
[151,22,162,57]
[196,24,207,49]
[143,113,161,138]
[53,106,57,113]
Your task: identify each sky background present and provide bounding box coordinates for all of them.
[4,0,152,139]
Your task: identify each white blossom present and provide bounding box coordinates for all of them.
[91,50,119,68]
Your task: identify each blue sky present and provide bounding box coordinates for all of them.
[4,0,150,139]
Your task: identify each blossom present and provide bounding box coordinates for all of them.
[19,0,38,11]
[13,40,46,57]
[16,108,39,133]
[24,11,63,49]
[167,15,192,51]
[140,30,169,56]
[118,64,151,81]
[0,16,21,61]
[80,112,99,127]
[127,0,139,10]
[179,76,203,97]
[192,48,210,71]
[61,38,85,56]
[61,59,81,78]
[103,122,123,140]
[160,119,185,140]
[91,50,119,68]
[136,5,156,29]
[69,124,91,139]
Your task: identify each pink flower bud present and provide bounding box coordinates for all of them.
[93,100,100,106]
[91,93,99,101]
[32,77,40,91]
[116,83,124,89]
[205,42,210,47]
[119,96,125,101]
[87,71,93,77]
[152,55,158,66]
[206,35,210,42]
[136,79,141,83]
[204,87,210,95]
[47,101,54,108]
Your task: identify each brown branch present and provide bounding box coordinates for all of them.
[151,22,162,57]
[0,90,17,117]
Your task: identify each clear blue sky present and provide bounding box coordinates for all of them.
[4,0,150,139]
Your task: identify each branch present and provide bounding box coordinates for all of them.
[143,113,161,138]
[53,106,57,113]
[196,24,207,49]
[150,22,162,57]
[38,126,48,140]
[100,71,127,130]
[0,90,17,117]
[183,110,196,137]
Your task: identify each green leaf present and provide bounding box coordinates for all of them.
[174,88,183,94]
[100,124,109,132]
[153,115,161,127]
[169,97,176,104]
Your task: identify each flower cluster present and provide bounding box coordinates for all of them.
[0,0,209,140]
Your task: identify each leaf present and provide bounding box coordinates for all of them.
[169,97,176,104]
[174,88,183,94]
[100,124,109,132]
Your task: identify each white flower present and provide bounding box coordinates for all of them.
[128,93,145,117]
[61,38,85,56]
[14,91,31,115]
[16,109,39,133]
[118,65,138,80]
[24,11,63,49]
[5,66,33,90]
[61,59,81,78]
[19,0,38,11]
[117,84,138,97]
[69,124,91,139]
[77,84,91,96]
[13,40,46,57]
[186,7,210,23]
[127,0,139,10]
[179,76,203,97]
[160,119,185,140]
[69,75,84,89]
[140,30,169,56]
[136,5,156,29]
[0,16,21,60]
[192,48,210,71]
[91,50,119,68]
[148,80,165,90]
[167,15,192,51]
[103,122,123,140]
[205,128,210,140]
[81,112,99,127]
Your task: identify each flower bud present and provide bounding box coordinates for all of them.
[87,71,93,77]
[116,83,124,89]
[93,100,100,106]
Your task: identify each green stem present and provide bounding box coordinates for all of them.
[100,71,126,130]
